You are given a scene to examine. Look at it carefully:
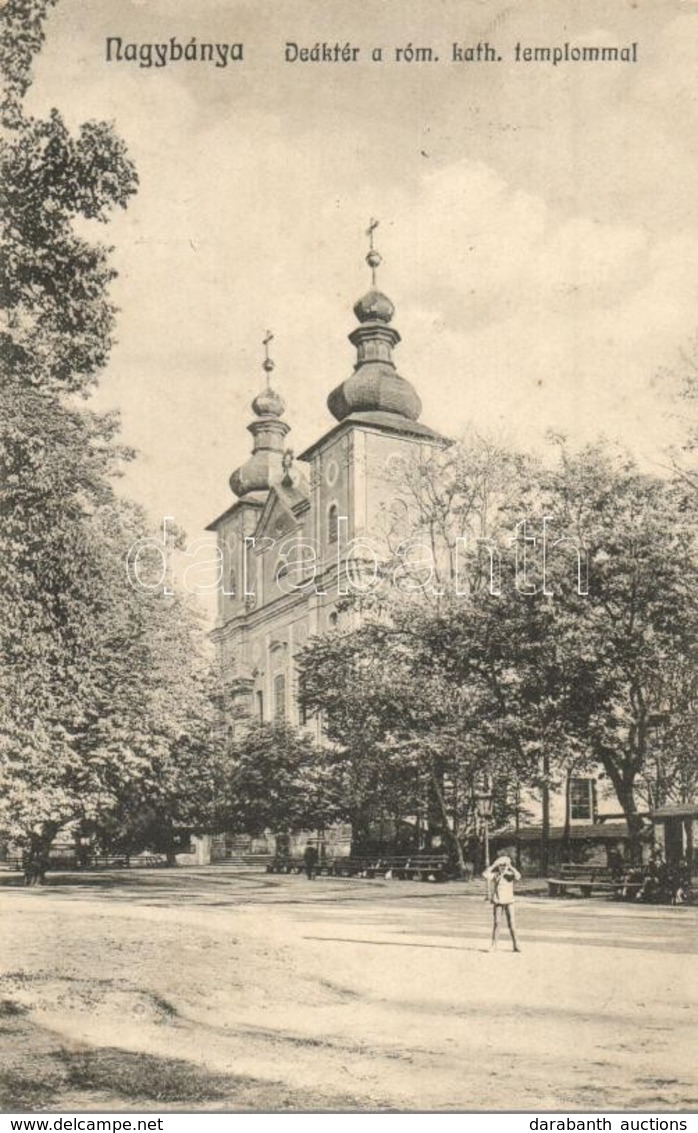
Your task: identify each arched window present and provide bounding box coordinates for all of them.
[328,610,338,629]
[328,503,338,544]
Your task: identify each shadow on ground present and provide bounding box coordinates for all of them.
[0,998,369,1112]
[0,867,549,906]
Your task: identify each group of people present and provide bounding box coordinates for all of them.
[614,848,692,905]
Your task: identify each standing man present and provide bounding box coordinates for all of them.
[483,854,522,952]
[303,841,319,881]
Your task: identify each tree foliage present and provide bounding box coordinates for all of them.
[300,437,698,854]
[217,722,343,840]
[0,0,217,867]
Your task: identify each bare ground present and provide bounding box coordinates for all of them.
[0,869,695,1112]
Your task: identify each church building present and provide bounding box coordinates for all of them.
[201,229,629,870]
[207,230,447,743]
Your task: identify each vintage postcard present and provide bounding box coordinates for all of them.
[1,0,696,1119]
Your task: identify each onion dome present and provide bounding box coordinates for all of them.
[229,332,291,498]
[252,386,285,418]
[251,341,285,418]
[353,289,395,324]
[327,221,422,423]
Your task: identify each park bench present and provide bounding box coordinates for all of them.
[0,853,130,872]
[267,853,451,881]
[89,854,131,868]
[547,863,618,898]
[0,856,23,872]
[332,853,450,881]
[328,856,376,877]
[379,854,450,881]
[267,856,299,874]
[266,855,333,875]
[128,854,169,868]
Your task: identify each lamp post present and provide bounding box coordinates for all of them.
[647,711,670,810]
[475,784,494,899]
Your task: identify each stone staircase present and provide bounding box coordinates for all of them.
[210,853,272,869]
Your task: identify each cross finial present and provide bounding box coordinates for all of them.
[262,330,274,384]
[365,218,382,286]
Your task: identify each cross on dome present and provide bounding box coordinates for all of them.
[365,217,382,286]
[262,329,275,383]
[251,329,285,419]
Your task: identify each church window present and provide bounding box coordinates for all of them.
[328,503,338,544]
[274,673,286,720]
[256,691,264,722]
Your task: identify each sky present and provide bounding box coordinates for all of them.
[25,0,698,608]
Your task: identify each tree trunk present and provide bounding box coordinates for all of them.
[601,754,645,865]
[23,824,58,886]
[540,754,551,877]
[562,770,572,859]
[617,782,645,865]
[514,781,522,871]
[429,766,467,877]
[350,811,371,857]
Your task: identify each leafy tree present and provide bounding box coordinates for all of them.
[217,722,343,848]
[301,438,697,865]
[0,0,218,874]
[544,446,697,845]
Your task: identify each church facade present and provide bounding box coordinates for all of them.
[207,238,447,745]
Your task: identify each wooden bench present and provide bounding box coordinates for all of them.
[267,856,301,874]
[547,864,617,897]
[267,853,451,881]
[328,857,377,878]
[333,855,410,879]
[402,855,450,882]
[328,854,451,881]
[0,857,23,872]
[128,854,169,868]
[266,856,333,875]
[90,854,131,869]
[1,853,132,873]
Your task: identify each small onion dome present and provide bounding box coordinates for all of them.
[353,289,395,324]
[251,386,285,418]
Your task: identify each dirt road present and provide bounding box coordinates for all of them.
[0,869,695,1111]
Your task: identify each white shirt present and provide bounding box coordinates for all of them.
[483,862,522,905]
